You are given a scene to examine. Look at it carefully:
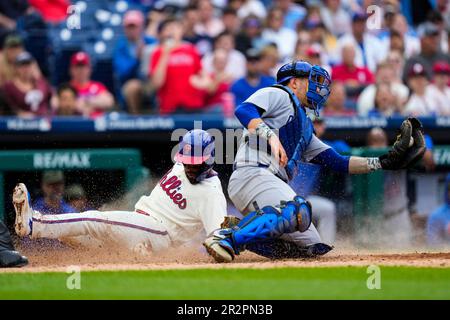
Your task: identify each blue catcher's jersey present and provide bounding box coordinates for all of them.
[233,86,330,181]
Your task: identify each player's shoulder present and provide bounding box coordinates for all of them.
[246,86,290,104]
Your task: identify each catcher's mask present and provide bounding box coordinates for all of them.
[276,60,331,116]
[175,129,215,184]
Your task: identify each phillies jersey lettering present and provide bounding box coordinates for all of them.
[159,169,187,210]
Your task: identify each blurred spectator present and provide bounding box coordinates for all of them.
[69,52,115,117]
[427,61,450,115]
[230,48,275,106]
[313,117,350,154]
[191,48,233,109]
[331,44,374,99]
[195,0,225,38]
[274,0,306,31]
[149,18,206,114]
[2,52,51,117]
[235,15,263,54]
[404,62,435,116]
[403,22,450,82]
[222,7,240,35]
[33,170,77,215]
[28,0,69,23]
[386,49,405,80]
[182,5,213,55]
[381,13,420,59]
[145,5,170,38]
[66,184,91,212]
[293,30,311,61]
[366,127,413,248]
[53,83,81,116]
[235,0,267,20]
[303,20,338,67]
[368,83,402,117]
[261,7,297,60]
[202,31,246,80]
[114,10,157,114]
[322,81,355,116]
[357,60,409,116]
[0,0,28,44]
[427,174,450,247]
[0,35,24,86]
[259,44,280,77]
[337,12,385,72]
[320,0,351,37]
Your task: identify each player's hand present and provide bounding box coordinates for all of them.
[269,135,288,167]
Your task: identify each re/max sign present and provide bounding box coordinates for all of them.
[33,152,91,169]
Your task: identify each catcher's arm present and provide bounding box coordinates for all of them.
[348,117,426,174]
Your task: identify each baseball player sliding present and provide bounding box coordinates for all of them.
[13,130,227,254]
[204,60,426,263]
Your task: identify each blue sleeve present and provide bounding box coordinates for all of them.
[234,102,264,128]
[310,148,350,173]
[425,134,434,150]
[113,39,140,83]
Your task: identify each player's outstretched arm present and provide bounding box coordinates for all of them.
[348,117,426,174]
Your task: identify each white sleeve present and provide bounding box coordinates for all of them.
[303,134,331,162]
[197,188,227,236]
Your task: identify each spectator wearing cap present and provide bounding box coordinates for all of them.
[149,18,206,114]
[0,35,41,87]
[331,43,374,99]
[261,7,297,60]
[404,62,435,116]
[114,10,157,114]
[235,0,267,20]
[194,0,225,38]
[52,83,82,116]
[69,51,115,117]
[303,18,338,66]
[66,184,92,212]
[403,22,450,82]
[1,51,51,117]
[320,0,351,37]
[33,170,77,215]
[427,61,450,115]
[182,5,213,56]
[357,60,409,116]
[337,12,385,72]
[235,15,263,54]
[202,31,246,81]
[231,49,275,106]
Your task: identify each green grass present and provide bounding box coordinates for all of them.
[0,266,449,299]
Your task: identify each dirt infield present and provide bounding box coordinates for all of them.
[1,239,449,273]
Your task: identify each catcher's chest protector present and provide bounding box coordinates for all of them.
[273,85,313,168]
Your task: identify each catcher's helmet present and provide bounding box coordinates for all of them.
[175,129,215,165]
[276,60,331,116]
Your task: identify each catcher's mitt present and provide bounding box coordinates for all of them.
[379,117,426,170]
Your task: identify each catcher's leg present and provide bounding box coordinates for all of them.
[204,195,313,262]
[13,183,170,253]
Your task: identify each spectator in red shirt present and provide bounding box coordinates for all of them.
[69,52,114,117]
[2,52,51,117]
[149,18,206,114]
[28,0,69,23]
[331,43,374,99]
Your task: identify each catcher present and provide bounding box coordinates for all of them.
[12,130,227,254]
[203,61,426,263]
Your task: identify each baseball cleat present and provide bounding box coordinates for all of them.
[203,237,235,263]
[13,183,33,237]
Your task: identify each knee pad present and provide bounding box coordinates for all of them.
[227,195,313,252]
